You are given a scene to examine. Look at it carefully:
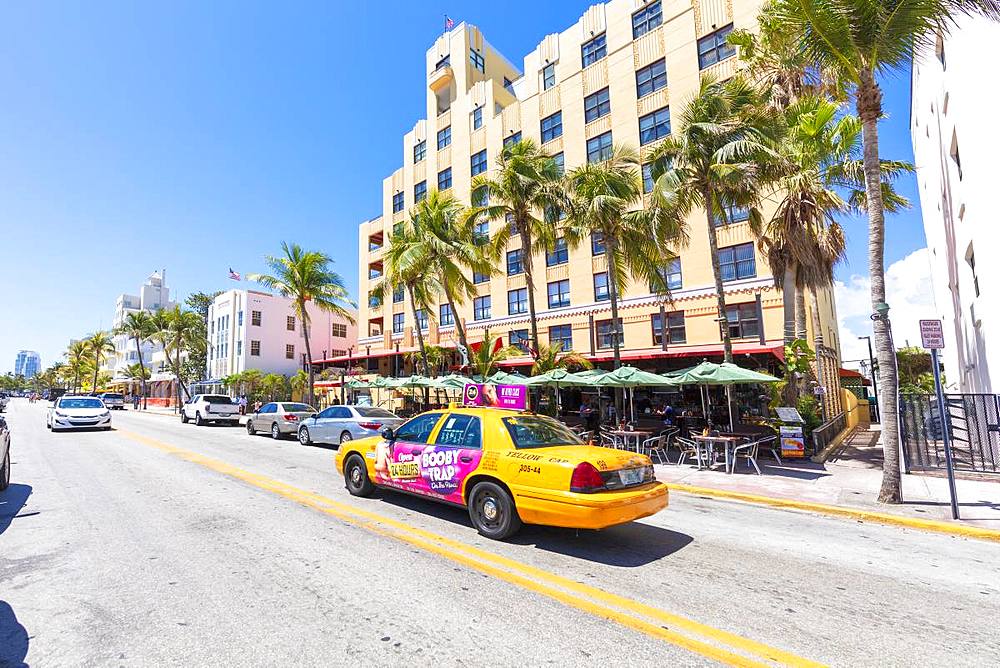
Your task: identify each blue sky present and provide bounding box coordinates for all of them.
[0,1,925,373]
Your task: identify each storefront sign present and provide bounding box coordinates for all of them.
[780,425,806,458]
[463,383,527,410]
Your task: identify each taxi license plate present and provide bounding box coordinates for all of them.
[619,468,644,486]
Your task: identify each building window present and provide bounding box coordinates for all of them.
[250,340,260,356]
[332,323,347,338]
[714,204,751,226]
[503,77,514,93]
[510,329,530,352]
[726,303,760,339]
[950,130,962,179]
[650,257,682,291]
[549,324,572,351]
[508,288,528,315]
[435,54,450,70]
[471,149,488,175]
[473,269,490,284]
[392,313,404,334]
[369,293,382,309]
[286,315,296,331]
[506,249,523,276]
[967,247,980,297]
[330,349,347,358]
[698,24,736,69]
[581,33,607,67]
[473,220,489,244]
[546,237,569,266]
[594,272,610,302]
[470,48,485,72]
[540,112,562,143]
[636,58,667,98]
[474,295,491,321]
[719,243,756,281]
[392,191,404,213]
[547,279,571,308]
[652,311,686,345]
[472,106,483,130]
[237,311,243,326]
[285,344,295,360]
[413,140,426,163]
[591,231,606,255]
[503,131,522,149]
[596,319,622,349]
[639,107,671,145]
[642,163,655,193]
[440,303,454,326]
[586,131,613,163]
[392,285,404,303]
[632,1,663,38]
[542,62,556,90]
[414,180,427,202]
[251,310,262,326]
[236,340,242,357]
[437,126,451,149]
[584,87,611,123]
[438,167,452,191]
[552,152,564,175]
[415,309,429,331]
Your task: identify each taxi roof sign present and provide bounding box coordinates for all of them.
[919,319,944,350]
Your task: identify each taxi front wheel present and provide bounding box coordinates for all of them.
[468,482,521,540]
[344,454,375,497]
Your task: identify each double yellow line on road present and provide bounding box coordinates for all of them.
[118,428,824,667]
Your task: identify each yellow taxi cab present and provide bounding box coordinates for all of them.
[335,406,668,540]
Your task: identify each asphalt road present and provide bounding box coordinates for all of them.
[2,398,998,667]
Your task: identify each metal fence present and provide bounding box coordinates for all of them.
[812,411,847,455]
[899,393,1000,474]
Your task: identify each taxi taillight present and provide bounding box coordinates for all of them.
[570,462,606,493]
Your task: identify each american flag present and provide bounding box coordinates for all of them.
[444,15,454,30]
[228,268,241,281]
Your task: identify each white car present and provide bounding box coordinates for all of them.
[47,396,112,432]
[181,394,240,426]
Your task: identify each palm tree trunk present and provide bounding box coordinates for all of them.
[809,288,827,418]
[92,353,100,393]
[300,303,315,408]
[442,284,469,368]
[605,238,624,421]
[406,285,431,404]
[795,287,807,340]
[858,70,901,504]
[782,264,797,346]
[519,228,541,357]
[134,337,147,411]
[703,188,733,362]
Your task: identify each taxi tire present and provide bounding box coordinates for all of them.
[1,451,10,491]
[468,481,521,541]
[344,454,374,497]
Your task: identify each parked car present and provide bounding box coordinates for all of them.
[46,396,112,432]
[0,394,8,413]
[1,415,10,490]
[246,402,317,440]
[336,407,667,540]
[180,394,240,426]
[99,392,125,410]
[297,405,405,446]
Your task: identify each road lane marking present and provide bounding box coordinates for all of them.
[118,428,824,667]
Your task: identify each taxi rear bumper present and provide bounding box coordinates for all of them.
[512,482,668,530]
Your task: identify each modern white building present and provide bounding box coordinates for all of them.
[205,289,357,381]
[106,271,176,382]
[910,19,1000,392]
[14,350,41,379]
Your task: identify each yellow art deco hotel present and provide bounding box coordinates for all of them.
[320,0,845,417]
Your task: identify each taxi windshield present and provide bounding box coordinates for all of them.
[501,415,583,449]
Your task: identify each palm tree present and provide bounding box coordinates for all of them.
[153,306,204,410]
[85,331,116,394]
[260,373,287,401]
[530,343,593,376]
[124,363,151,398]
[248,242,355,407]
[65,340,90,393]
[468,330,522,379]
[289,369,309,401]
[241,369,264,401]
[767,0,1000,503]
[115,311,155,409]
[465,139,565,356]
[406,189,494,360]
[649,76,784,362]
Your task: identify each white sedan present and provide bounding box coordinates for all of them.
[47,396,112,432]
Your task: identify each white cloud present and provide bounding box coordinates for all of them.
[835,248,937,367]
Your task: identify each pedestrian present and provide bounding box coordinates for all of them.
[239,394,248,415]
[133,394,141,410]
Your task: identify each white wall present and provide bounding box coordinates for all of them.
[911,18,1000,393]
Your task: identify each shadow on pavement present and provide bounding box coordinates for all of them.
[375,490,692,567]
[0,600,29,667]
[0,484,33,536]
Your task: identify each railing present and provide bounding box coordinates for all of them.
[899,393,1000,474]
[812,412,847,455]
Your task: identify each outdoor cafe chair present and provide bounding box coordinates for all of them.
[675,437,705,469]
[732,436,776,475]
[641,434,671,464]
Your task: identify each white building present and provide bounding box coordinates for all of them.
[206,289,357,381]
[910,19,1000,393]
[107,271,176,382]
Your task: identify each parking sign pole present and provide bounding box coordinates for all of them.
[931,347,960,519]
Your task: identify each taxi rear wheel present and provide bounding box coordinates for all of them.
[468,481,521,541]
[344,454,374,497]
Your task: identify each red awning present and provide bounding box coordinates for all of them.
[498,342,784,367]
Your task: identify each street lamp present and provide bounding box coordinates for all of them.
[858,335,880,422]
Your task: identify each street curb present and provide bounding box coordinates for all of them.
[663,482,1000,543]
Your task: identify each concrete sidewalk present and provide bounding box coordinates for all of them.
[655,426,1000,530]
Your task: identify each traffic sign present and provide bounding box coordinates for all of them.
[919,319,945,349]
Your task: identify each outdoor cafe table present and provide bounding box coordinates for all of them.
[692,434,745,473]
[608,430,652,452]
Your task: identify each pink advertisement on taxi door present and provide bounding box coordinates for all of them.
[462,383,527,410]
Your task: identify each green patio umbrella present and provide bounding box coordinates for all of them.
[591,366,680,422]
[487,370,528,384]
[524,368,602,413]
[669,361,780,430]
[433,373,474,389]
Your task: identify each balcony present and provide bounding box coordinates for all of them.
[368,231,384,254]
[429,64,454,93]
[368,260,383,280]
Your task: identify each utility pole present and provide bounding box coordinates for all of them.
[858,335,880,422]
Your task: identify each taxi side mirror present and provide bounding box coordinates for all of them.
[380,426,395,441]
